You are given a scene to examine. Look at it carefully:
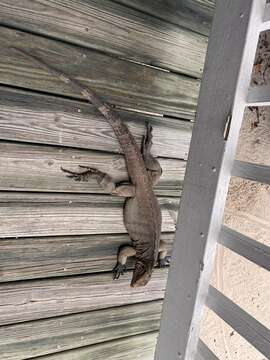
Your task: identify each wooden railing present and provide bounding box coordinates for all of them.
[155,1,270,359]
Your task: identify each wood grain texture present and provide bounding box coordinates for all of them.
[0,193,178,238]
[0,27,200,119]
[33,332,158,360]
[0,0,207,77]
[155,1,264,359]
[0,233,174,282]
[0,301,161,360]
[219,226,270,272]
[232,160,270,185]
[0,269,168,325]
[112,0,215,36]
[0,87,192,160]
[0,141,185,196]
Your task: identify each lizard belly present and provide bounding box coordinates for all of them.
[123,196,161,261]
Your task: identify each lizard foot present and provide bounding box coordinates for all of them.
[158,256,171,268]
[112,263,127,280]
[61,166,98,182]
[142,122,153,150]
[146,122,153,138]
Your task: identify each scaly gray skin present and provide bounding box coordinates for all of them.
[13,47,170,287]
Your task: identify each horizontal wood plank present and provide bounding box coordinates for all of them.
[111,0,215,36]
[0,141,185,196]
[0,193,178,238]
[0,87,192,160]
[0,301,162,359]
[232,160,270,185]
[0,27,200,119]
[207,286,270,359]
[0,233,174,282]
[33,332,158,360]
[247,85,270,106]
[16,332,213,360]
[261,3,270,31]
[197,340,219,360]
[0,0,207,77]
[219,226,270,272]
[0,269,168,325]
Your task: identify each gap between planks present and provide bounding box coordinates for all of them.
[0,192,178,238]
[0,26,200,119]
[111,0,215,36]
[0,0,208,77]
[0,232,174,282]
[0,85,192,160]
[0,268,168,325]
[0,141,185,196]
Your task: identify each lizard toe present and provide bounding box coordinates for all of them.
[78,165,98,173]
[112,263,127,280]
[158,256,171,268]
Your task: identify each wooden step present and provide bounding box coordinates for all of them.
[0,27,200,119]
[0,269,168,325]
[0,193,178,238]
[0,0,207,76]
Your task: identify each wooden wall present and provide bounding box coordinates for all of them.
[0,0,214,358]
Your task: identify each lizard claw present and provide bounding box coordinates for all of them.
[158,256,171,268]
[112,263,127,280]
[147,121,153,134]
[146,122,153,140]
[78,165,98,173]
[61,166,97,182]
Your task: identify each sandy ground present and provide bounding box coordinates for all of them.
[200,32,270,359]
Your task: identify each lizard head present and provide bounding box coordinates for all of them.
[130,260,153,287]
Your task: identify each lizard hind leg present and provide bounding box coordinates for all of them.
[141,122,162,185]
[61,166,135,197]
[157,240,171,268]
[112,245,136,280]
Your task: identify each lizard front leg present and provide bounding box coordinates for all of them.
[61,166,136,197]
[112,245,136,279]
[142,122,162,185]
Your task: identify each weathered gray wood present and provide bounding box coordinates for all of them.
[0,0,207,77]
[207,286,270,359]
[0,233,174,282]
[197,340,219,360]
[0,301,162,359]
[155,1,264,360]
[261,3,270,31]
[0,269,168,325]
[219,226,270,271]
[112,0,215,36]
[232,160,270,184]
[0,138,183,196]
[0,27,200,119]
[22,332,212,360]
[33,332,158,360]
[247,85,270,105]
[0,87,192,160]
[0,193,178,238]
[0,141,185,196]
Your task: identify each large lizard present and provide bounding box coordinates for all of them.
[13,48,170,287]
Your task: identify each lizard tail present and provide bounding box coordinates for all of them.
[11,47,130,140]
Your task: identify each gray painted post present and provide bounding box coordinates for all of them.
[154,1,265,359]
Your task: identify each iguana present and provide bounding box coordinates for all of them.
[13,47,170,287]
